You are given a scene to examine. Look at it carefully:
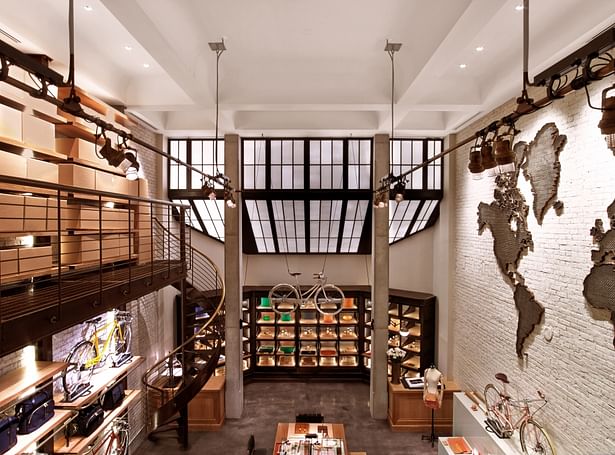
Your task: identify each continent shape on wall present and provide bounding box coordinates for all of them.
[521,123,567,224]
[584,200,615,347]
[477,124,567,358]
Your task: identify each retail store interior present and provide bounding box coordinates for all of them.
[0,1,614,454]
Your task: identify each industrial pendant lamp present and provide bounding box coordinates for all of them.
[493,124,517,174]
[467,144,484,180]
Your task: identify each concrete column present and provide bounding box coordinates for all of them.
[432,134,457,378]
[224,133,243,418]
[370,133,389,419]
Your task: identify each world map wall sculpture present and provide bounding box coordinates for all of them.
[583,168,615,347]
[478,123,567,357]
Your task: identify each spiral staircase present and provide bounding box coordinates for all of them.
[142,220,225,447]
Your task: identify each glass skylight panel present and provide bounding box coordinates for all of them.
[348,140,371,189]
[391,139,424,190]
[272,200,306,253]
[169,140,187,189]
[410,200,439,235]
[309,200,342,253]
[243,140,266,189]
[193,199,225,241]
[309,140,344,189]
[427,140,442,190]
[389,200,420,242]
[271,140,304,189]
[341,200,368,253]
[245,200,276,253]
[190,140,225,189]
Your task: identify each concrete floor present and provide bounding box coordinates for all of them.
[135,381,439,455]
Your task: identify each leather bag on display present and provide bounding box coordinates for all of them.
[101,382,125,411]
[0,416,18,454]
[15,390,55,435]
[67,403,104,437]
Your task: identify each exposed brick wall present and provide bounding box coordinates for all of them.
[128,114,162,200]
[453,79,615,454]
[0,348,30,377]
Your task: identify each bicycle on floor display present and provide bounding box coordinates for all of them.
[483,373,556,455]
[62,309,133,401]
[268,271,344,315]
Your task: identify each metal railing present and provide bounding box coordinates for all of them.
[0,173,190,355]
[142,220,225,432]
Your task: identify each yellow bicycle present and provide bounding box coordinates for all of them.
[62,309,132,401]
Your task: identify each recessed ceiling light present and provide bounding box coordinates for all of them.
[459,63,467,69]
[475,46,485,52]
[124,45,133,51]
[142,63,150,68]
[515,4,524,11]
[83,5,93,11]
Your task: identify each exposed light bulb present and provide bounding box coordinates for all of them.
[475,46,484,52]
[208,192,217,201]
[459,63,467,69]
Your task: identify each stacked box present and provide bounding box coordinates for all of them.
[22,114,55,151]
[0,193,24,232]
[0,104,22,142]
[18,246,52,273]
[24,196,48,232]
[0,249,18,277]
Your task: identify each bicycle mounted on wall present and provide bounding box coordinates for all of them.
[62,309,133,402]
[268,271,345,316]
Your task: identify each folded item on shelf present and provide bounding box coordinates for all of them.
[447,437,472,454]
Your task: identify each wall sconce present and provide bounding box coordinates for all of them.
[598,83,615,154]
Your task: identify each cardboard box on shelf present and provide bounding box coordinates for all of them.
[0,103,23,142]
[27,159,58,184]
[0,249,18,276]
[18,246,52,273]
[0,66,26,101]
[26,85,58,118]
[22,113,55,151]
[0,193,24,232]
[24,196,48,232]
[58,163,96,192]
[137,178,149,198]
[60,233,126,264]
[46,198,73,231]
[95,170,138,198]
[0,149,27,179]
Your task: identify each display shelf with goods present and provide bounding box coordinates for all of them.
[0,362,69,455]
[386,290,436,380]
[244,287,370,379]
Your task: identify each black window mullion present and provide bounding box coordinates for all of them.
[265,139,271,190]
[266,199,280,253]
[343,139,349,190]
[336,199,348,253]
[305,200,310,253]
[405,200,425,238]
[304,139,310,190]
[422,139,429,190]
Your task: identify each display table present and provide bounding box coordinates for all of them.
[273,422,347,455]
[451,392,525,455]
[388,379,460,433]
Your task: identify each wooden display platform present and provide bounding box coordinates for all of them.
[54,356,144,409]
[5,409,73,455]
[54,389,141,454]
[273,422,347,455]
[0,361,67,409]
[388,379,460,433]
[188,374,225,431]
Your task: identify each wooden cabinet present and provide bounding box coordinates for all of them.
[188,375,225,431]
[387,380,460,433]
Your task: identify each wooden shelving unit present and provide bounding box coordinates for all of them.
[54,356,144,408]
[0,361,66,409]
[5,409,73,455]
[53,390,140,454]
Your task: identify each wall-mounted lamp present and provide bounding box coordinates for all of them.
[598,83,615,154]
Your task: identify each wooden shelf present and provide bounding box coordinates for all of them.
[0,136,67,161]
[54,390,141,454]
[54,356,144,409]
[5,409,73,455]
[0,361,67,409]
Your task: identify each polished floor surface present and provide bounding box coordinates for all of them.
[135,381,439,455]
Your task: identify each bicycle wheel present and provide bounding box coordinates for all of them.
[520,419,556,455]
[113,322,132,356]
[62,340,97,397]
[315,284,344,315]
[268,283,300,314]
[483,383,512,436]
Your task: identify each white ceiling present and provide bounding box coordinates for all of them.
[1,0,615,137]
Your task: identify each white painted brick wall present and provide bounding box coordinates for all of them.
[453,79,615,454]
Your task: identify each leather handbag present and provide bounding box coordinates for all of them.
[0,416,18,454]
[68,403,104,437]
[15,390,55,435]
[101,382,125,411]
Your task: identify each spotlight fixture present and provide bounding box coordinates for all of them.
[392,179,406,202]
[467,145,484,180]
[225,189,237,208]
[480,137,498,177]
[373,189,389,209]
[121,150,140,181]
[202,180,216,200]
[598,83,615,154]
[493,124,517,174]
[98,136,140,180]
